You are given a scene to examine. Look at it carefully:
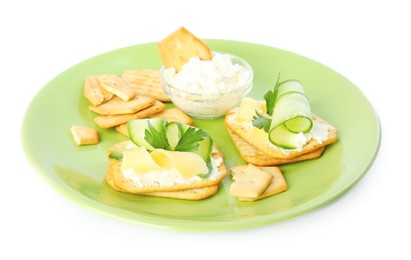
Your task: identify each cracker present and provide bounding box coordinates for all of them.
[115,124,129,136]
[70,125,99,145]
[83,76,113,106]
[149,107,194,126]
[141,185,219,200]
[105,141,227,194]
[157,26,212,72]
[97,74,136,101]
[225,109,338,159]
[231,166,288,201]
[88,95,156,115]
[104,153,219,200]
[94,101,166,129]
[229,164,273,199]
[226,127,325,165]
[122,69,171,102]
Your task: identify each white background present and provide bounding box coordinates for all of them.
[2,0,410,259]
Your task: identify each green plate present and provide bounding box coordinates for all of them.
[22,40,381,231]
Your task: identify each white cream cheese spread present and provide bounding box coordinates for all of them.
[122,155,223,188]
[163,53,251,95]
[161,53,253,119]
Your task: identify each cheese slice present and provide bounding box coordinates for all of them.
[151,149,208,179]
[121,146,162,173]
[236,97,266,122]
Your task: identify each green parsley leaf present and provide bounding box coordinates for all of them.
[174,126,206,152]
[252,111,272,133]
[144,120,170,150]
[251,73,281,132]
[265,73,281,116]
[264,90,275,116]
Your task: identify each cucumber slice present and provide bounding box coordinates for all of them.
[108,148,127,160]
[269,124,304,149]
[166,122,184,150]
[268,80,313,149]
[194,135,213,163]
[128,119,213,162]
[178,124,213,162]
[275,79,304,101]
[270,92,312,133]
[127,118,166,151]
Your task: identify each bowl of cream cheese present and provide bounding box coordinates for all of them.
[160,52,253,119]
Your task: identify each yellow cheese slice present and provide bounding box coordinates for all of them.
[151,149,208,179]
[121,146,162,173]
[236,97,266,122]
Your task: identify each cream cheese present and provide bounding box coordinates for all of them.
[122,155,223,188]
[163,53,251,95]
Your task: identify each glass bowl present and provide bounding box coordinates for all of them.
[160,53,254,120]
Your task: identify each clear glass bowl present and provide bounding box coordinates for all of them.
[160,53,253,120]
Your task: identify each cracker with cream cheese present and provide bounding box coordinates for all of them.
[104,141,227,196]
[226,127,325,166]
[225,109,338,159]
[105,164,219,200]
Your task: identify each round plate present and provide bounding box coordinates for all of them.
[22,40,381,231]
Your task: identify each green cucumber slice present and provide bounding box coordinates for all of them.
[127,119,213,162]
[179,124,213,162]
[269,124,304,149]
[108,148,127,160]
[195,135,213,163]
[268,80,313,149]
[275,79,304,101]
[270,92,312,133]
[127,118,166,151]
[165,122,184,150]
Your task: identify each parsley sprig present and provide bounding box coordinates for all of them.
[144,120,206,153]
[144,120,170,150]
[174,127,207,152]
[252,74,281,133]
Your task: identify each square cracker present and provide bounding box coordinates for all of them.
[226,127,325,166]
[97,74,136,101]
[158,27,212,72]
[122,69,171,102]
[95,101,166,128]
[88,95,156,115]
[231,166,288,201]
[83,76,113,106]
[115,107,194,137]
[230,164,273,199]
[104,141,228,194]
[140,185,219,200]
[149,107,194,126]
[70,125,99,145]
[105,168,219,200]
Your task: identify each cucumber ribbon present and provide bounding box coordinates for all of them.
[268,80,313,149]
